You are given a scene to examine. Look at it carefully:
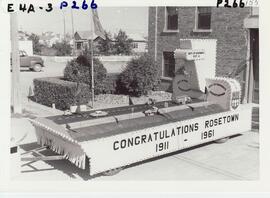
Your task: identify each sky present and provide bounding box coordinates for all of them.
[18,7,148,36]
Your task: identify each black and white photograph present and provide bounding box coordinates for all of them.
[1,0,267,191]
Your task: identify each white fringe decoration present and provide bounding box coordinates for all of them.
[30,119,87,170]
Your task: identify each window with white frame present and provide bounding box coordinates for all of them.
[163,52,175,78]
[76,42,82,50]
[195,7,212,30]
[165,7,178,31]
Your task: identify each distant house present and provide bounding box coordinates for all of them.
[126,33,148,54]
[74,31,147,55]
[74,31,104,55]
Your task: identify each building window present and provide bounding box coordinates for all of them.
[145,44,148,51]
[132,42,138,49]
[163,52,175,78]
[165,7,178,30]
[196,7,211,30]
[76,42,82,50]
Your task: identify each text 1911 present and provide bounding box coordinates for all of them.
[156,141,169,152]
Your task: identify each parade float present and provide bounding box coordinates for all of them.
[26,39,252,176]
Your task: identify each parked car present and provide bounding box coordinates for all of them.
[11,50,44,72]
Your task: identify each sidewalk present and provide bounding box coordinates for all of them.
[21,99,63,118]
[11,99,63,145]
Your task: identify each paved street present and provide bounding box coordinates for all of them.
[12,58,67,106]
[10,58,259,181]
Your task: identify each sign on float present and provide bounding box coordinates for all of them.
[174,49,205,61]
[80,106,251,175]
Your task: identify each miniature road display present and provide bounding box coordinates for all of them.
[27,39,252,176]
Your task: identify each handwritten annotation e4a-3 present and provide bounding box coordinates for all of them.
[7,0,97,13]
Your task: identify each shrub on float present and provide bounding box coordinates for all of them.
[117,53,160,96]
[63,51,107,94]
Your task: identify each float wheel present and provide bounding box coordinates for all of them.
[214,137,230,144]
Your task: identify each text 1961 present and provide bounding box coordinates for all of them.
[201,130,215,140]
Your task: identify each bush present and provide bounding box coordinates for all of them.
[63,51,107,94]
[52,41,72,56]
[33,77,91,110]
[117,53,160,96]
[103,73,119,94]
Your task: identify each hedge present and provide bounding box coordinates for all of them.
[33,77,91,110]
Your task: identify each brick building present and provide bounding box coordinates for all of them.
[148,7,259,103]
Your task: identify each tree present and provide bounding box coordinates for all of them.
[52,41,72,56]
[28,33,43,54]
[113,30,133,55]
[96,31,113,55]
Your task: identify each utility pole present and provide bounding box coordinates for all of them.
[62,10,66,41]
[90,11,94,109]
[71,9,75,56]
[10,13,22,114]
[154,7,158,61]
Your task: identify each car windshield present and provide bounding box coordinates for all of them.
[19,51,27,57]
